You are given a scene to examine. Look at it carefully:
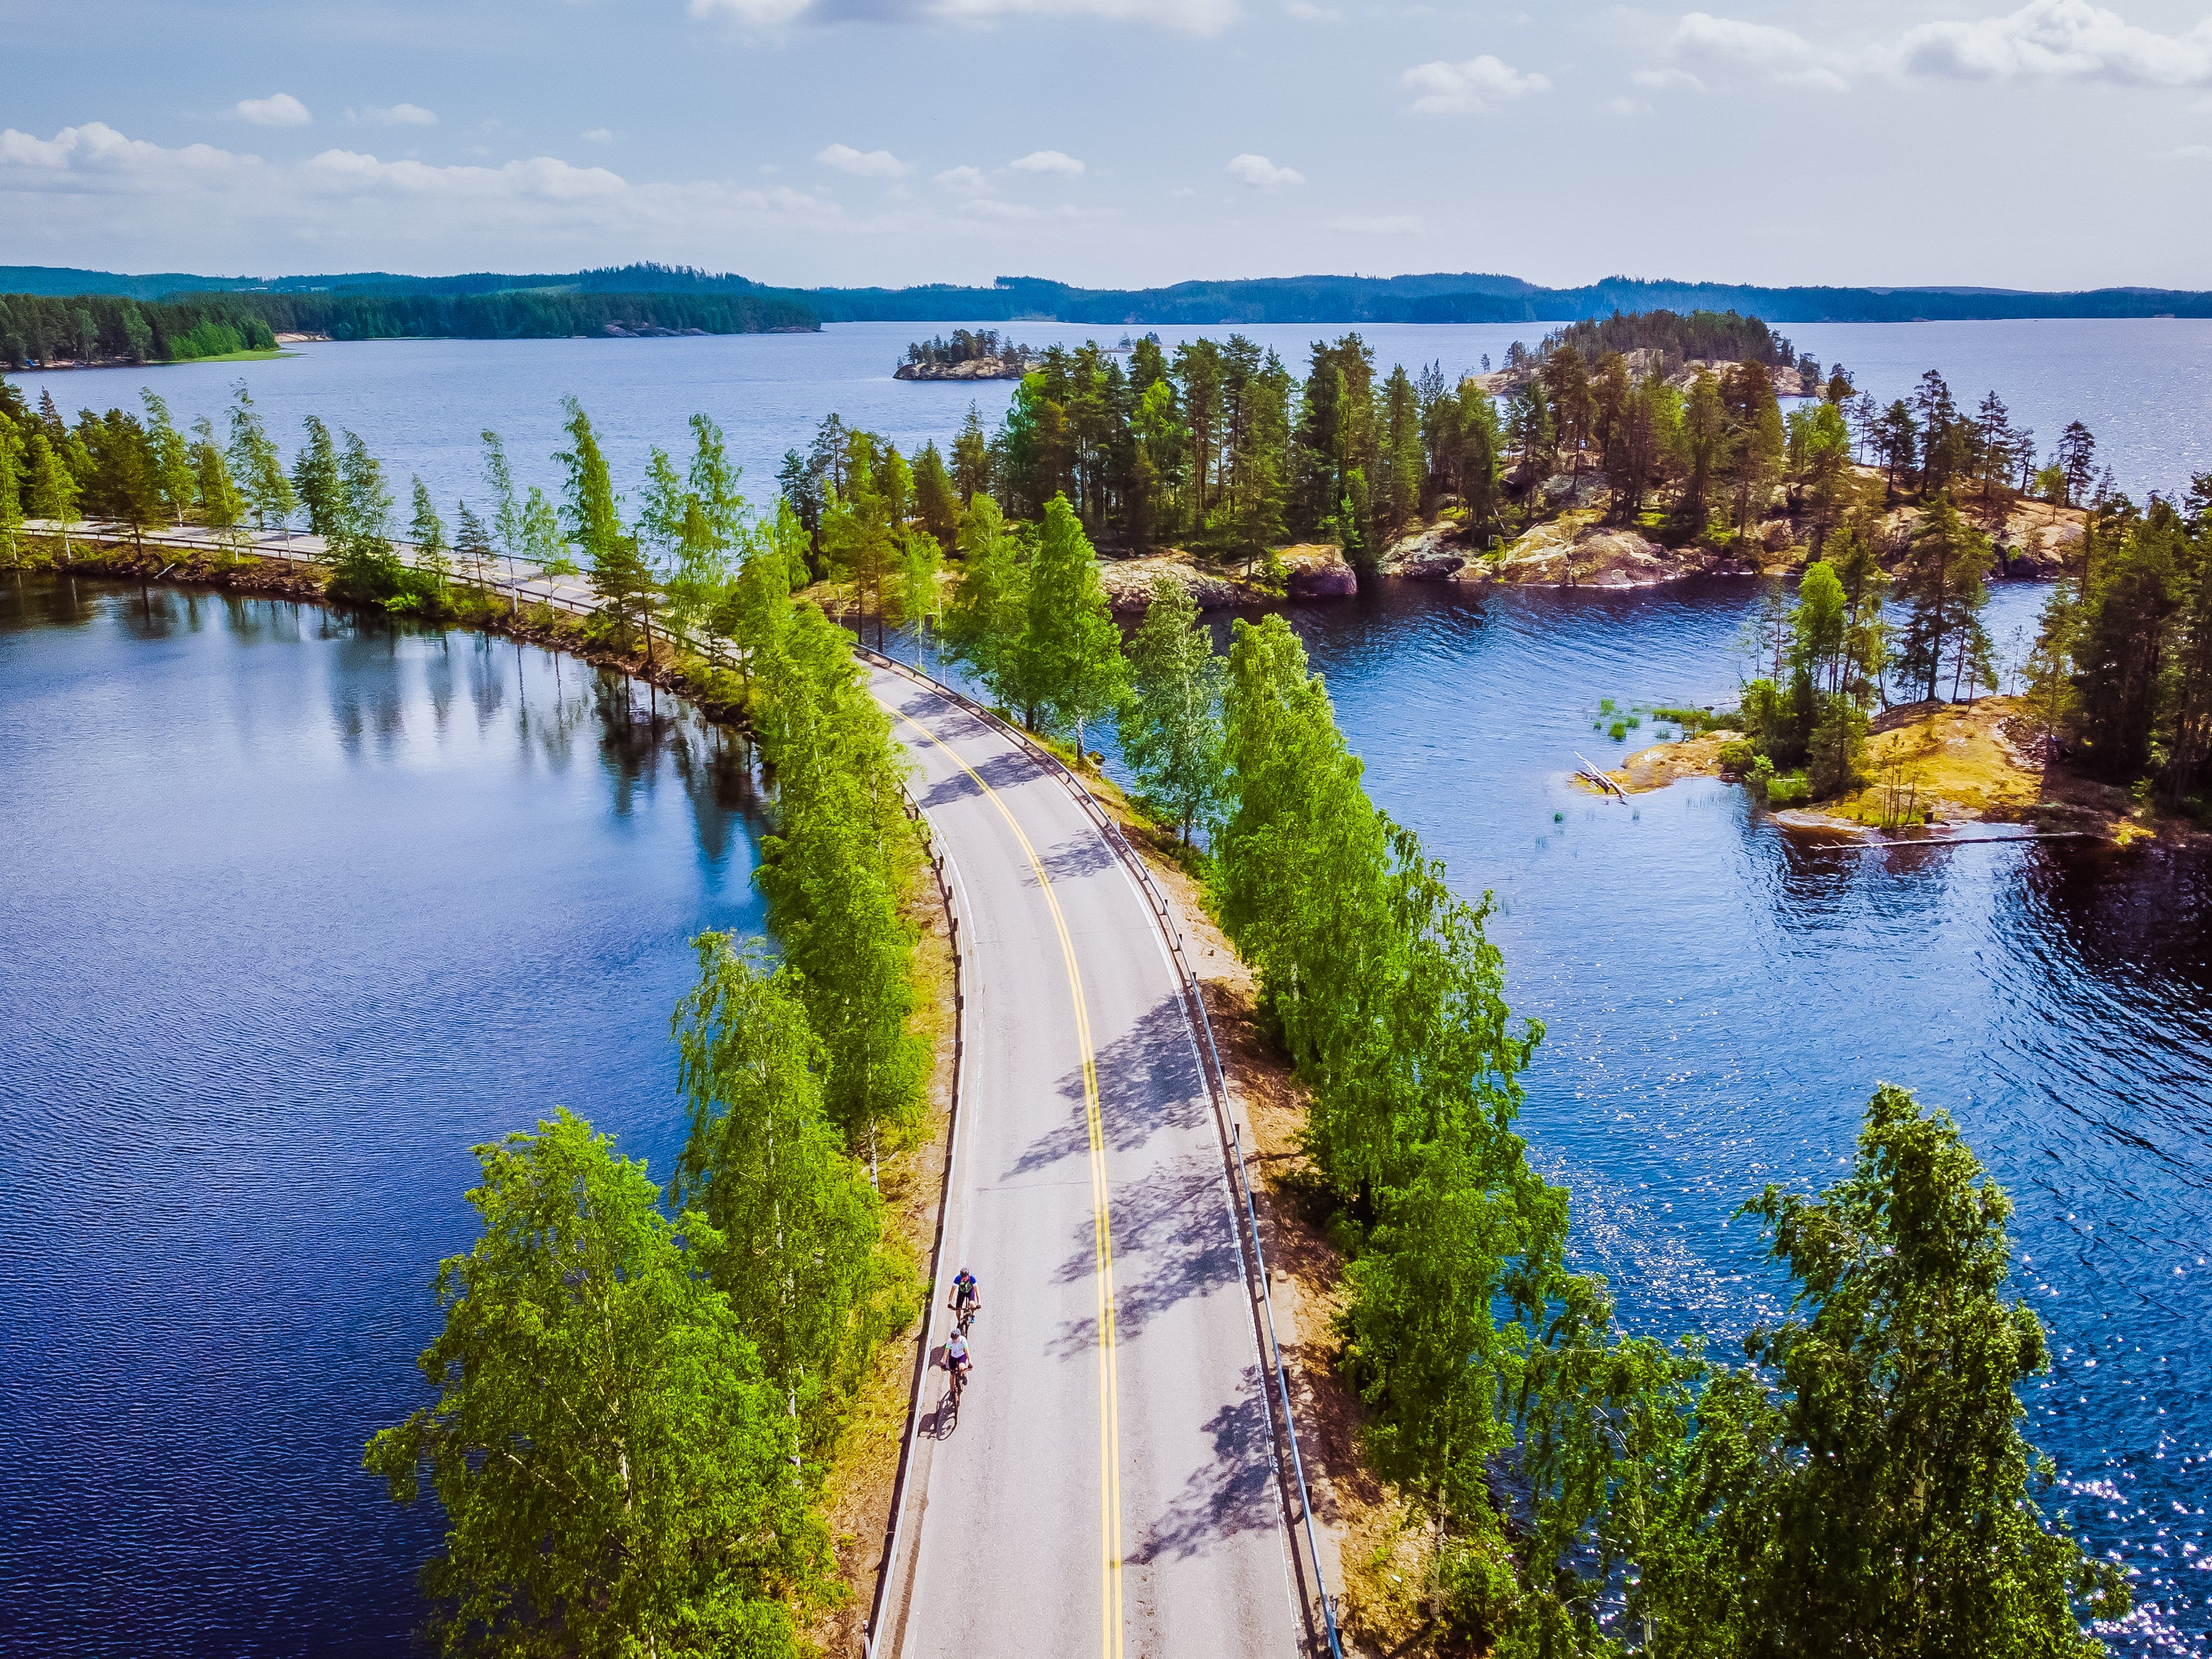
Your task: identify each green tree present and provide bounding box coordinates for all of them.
[1895,494,1994,703]
[190,417,246,551]
[942,494,1036,720]
[556,397,626,566]
[911,439,961,549]
[668,935,912,1437]
[363,1107,827,1659]
[293,417,342,541]
[226,384,296,538]
[1721,1085,2131,1655]
[1121,575,1228,843]
[1024,495,1126,754]
[27,430,80,555]
[140,389,196,527]
[0,420,21,561]
[329,431,402,599]
[453,500,495,592]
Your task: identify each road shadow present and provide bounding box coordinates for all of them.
[1128,1368,1281,1565]
[1006,995,1203,1182]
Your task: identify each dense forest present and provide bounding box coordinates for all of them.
[0,293,279,370]
[15,259,2212,324]
[0,279,818,368]
[0,376,2150,1652]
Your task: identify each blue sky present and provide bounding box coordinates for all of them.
[7,0,2212,288]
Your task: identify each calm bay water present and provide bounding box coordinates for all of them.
[0,574,765,1655]
[5,322,2211,1653]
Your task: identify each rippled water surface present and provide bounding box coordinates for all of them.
[1285,578,2212,1653]
[0,574,765,1655]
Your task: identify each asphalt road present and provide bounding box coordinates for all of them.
[869,662,1303,1659]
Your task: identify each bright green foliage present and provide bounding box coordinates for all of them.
[942,494,1037,719]
[2072,498,2197,782]
[892,524,944,645]
[139,389,196,526]
[292,417,342,540]
[1120,576,1228,843]
[1790,562,1848,692]
[1024,495,1126,752]
[668,935,914,1441]
[561,400,655,648]
[409,475,449,559]
[555,397,625,566]
[27,430,80,549]
[363,1107,826,1659]
[1220,614,1534,1198]
[1719,1086,2126,1655]
[327,431,403,599]
[820,467,897,650]
[753,603,928,1147]
[189,417,246,546]
[479,428,523,566]
[0,421,21,558]
[226,386,296,534]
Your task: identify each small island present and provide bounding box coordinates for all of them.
[893,328,1038,380]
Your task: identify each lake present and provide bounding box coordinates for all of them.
[12,316,2212,514]
[0,574,765,1655]
[5,321,2211,1655]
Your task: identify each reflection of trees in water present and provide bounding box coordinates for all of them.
[2025,842,2212,1002]
[328,617,409,760]
[467,633,507,730]
[671,720,760,876]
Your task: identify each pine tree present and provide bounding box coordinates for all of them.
[1894,494,1993,703]
[27,430,80,555]
[0,420,21,562]
[942,494,1035,720]
[453,500,494,592]
[190,417,246,550]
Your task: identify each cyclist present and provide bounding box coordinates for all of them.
[949,1269,981,1327]
[945,1329,973,1395]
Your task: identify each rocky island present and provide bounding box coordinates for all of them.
[894,328,1039,380]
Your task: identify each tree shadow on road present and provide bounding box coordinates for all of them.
[1127,1367,1283,1565]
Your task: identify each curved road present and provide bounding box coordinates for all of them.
[867,662,1304,1659]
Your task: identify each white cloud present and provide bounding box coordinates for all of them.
[0,120,857,269]
[582,127,614,142]
[815,142,911,177]
[1632,66,1706,92]
[692,0,1237,32]
[1009,148,1085,175]
[1666,13,1850,91]
[1285,0,1338,18]
[934,164,992,193]
[2164,141,2212,157]
[366,103,437,127]
[1225,152,1304,187]
[1326,213,1422,234]
[1402,53,1551,114]
[1896,0,2212,86]
[233,92,310,126]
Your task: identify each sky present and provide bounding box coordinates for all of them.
[6,0,2212,291]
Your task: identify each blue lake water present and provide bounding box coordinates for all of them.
[6,321,2212,1654]
[0,575,765,1655]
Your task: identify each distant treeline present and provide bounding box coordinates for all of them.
[0,293,278,371]
[232,288,817,342]
[0,282,819,367]
[13,262,2212,327]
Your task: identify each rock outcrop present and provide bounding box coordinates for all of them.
[894,357,1033,381]
[1096,546,1358,613]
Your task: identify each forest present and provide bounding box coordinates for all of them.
[1,369,2154,1653]
[0,282,818,369]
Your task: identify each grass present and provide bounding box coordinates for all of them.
[1823,698,2043,827]
[164,347,294,366]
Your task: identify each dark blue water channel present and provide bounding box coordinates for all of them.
[0,573,765,1656]
[886,571,2212,1655]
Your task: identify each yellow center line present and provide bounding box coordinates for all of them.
[894,707,1125,1659]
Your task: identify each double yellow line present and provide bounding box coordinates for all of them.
[895,710,1126,1659]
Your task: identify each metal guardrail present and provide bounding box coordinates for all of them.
[855,644,1344,1659]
